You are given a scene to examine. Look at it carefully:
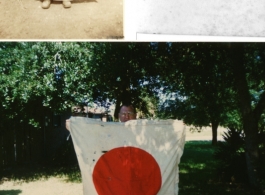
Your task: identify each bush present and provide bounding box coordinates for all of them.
[214,127,265,185]
[214,128,248,183]
[49,136,78,166]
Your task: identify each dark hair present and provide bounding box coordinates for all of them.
[119,103,136,114]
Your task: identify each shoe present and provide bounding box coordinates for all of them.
[63,0,71,8]
[42,0,51,9]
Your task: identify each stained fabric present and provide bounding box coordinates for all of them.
[69,117,186,195]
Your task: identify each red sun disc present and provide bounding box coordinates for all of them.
[92,146,162,195]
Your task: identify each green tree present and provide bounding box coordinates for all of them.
[87,42,160,120]
[0,42,94,125]
[156,42,265,189]
[229,43,265,189]
[157,43,236,145]
[0,42,161,123]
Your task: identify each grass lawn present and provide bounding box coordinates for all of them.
[179,141,257,195]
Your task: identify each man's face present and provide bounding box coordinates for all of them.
[119,106,136,122]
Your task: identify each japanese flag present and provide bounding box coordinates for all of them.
[69,117,186,195]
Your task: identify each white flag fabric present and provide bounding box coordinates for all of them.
[69,117,186,195]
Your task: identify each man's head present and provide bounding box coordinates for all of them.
[119,104,136,122]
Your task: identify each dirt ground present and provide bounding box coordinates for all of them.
[0,0,123,39]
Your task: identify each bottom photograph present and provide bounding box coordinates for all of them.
[0,42,264,195]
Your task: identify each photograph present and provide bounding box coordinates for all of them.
[125,0,265,40]
[0,42,265,195]
[0,0,123,39]
[1,0,265,194]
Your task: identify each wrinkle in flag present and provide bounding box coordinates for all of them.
[69,117,186,195]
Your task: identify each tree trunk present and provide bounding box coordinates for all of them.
[244,121,260,189]
[211,121,219,145]
[229,43,260,188]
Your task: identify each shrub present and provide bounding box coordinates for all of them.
[214,128,248,183]
[214,127,265,185]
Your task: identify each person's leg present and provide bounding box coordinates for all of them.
[42,0,52,9]
[62,0,71,8]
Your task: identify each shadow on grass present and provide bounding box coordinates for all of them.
[179,141,256,195]
[0,190,22,195]
[1,165,81,184]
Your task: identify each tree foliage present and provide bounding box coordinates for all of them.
[86,42,161,120]
[228,43,265,189]
[0,42,161,123]
[156,43,238,145]
[154,42,265,188]
[0,42,94,125]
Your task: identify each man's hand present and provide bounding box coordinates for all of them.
[66,119,70,131]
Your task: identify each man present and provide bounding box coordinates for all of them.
[42,0,72,9]
[66,104,136,130]
[118,104,137,122]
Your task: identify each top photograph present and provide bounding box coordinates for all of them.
[1,0,265,40]
[0,0,123,39]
